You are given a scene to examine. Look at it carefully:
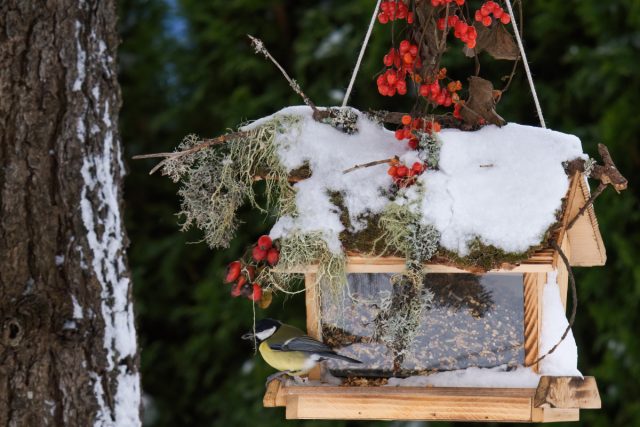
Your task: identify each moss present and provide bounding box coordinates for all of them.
[437,238,534,271]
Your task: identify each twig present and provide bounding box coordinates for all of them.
[525,239,577,368]
[248,35,318,113]
[343,157,397,174]
[479,164,494,168]
[132,131,249,175]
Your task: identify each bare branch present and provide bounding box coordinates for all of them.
[132,131,250,175]
[248,35,318,113]
[343,156,397,174]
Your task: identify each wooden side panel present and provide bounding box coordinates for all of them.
[263,380,285,407]
[283,387,535,421]
[278,257,553,274]
[564,175,606,266]
[523,273,541,371]
[534,376,601,409]
[304,273,322,381]
[523,273,547,371]
[555,236,571,310]
[531,407,580,422]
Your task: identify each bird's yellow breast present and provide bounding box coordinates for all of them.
[259,341,313,374]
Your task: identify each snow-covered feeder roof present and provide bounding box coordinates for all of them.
[245,106,585,258]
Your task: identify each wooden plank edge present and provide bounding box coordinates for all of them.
[534,376,601,409]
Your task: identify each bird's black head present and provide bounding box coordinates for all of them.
[241,318,282,342]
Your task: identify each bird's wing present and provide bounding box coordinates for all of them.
[268,335,334,354]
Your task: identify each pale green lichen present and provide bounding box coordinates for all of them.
[162,116,300,248]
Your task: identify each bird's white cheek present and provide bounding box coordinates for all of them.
[255,326,276,341]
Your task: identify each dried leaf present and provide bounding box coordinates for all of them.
[460,76,506,126]
[464,23,519,61]
[258,289,273,309]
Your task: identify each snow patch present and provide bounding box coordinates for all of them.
[79,95,140,425]
[386,365,540,388]
[247,108,584,256]
[413,124,584,255]
[71,295,83,319]
[73,21,86,91]
[55,255,65,266]
[539,271,581,376]
[247,106,409,253]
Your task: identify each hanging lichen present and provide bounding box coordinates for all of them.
[161,116,300,248]
[257,232,346,295]
[416,130,441,169]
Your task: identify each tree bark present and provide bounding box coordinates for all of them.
[0,1,141,426]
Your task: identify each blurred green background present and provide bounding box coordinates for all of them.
[118,1,640,426]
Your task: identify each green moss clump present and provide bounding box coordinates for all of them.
[438,238,534,271]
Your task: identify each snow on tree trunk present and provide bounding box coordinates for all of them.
[0,1,141,425]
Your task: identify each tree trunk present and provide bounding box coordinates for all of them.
[0,1,141,426]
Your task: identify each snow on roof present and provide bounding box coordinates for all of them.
[248,106,584,256]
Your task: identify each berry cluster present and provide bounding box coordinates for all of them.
[437,15,477,49]
[387,158,427,188]
[418,68,461,107]
[377,40,422,97]
[395,114,441,149]
[251,235,280,266]
[475,1,511,26]
[431,0,465,6]
[225,261,262,301]
[224,235,280,303]
[378,1,414,24]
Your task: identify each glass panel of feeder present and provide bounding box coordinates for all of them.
[321,273,525,377]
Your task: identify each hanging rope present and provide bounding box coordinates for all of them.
[342,0,383,107]
[504,0,546,128]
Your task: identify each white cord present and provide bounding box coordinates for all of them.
[342,0,383,107]
[504,0,546,128]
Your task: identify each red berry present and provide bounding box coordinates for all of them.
[419,84,429,97]
[482,16,492,26]
[412,162,423,173]
[225,261,241,283]
[245,265,256,281]
[231,282,242,297]
[378,12,389,24]
[394,129,404,140]
[401,115,412,125]
[388,166,398,176]
[250,283,263,302]
[267,248,280,266]
[407,12,414,23]
[252,246,267,262]
[493,8,503,19]
[396,166,408,177]
[399,40,410,54]
[257,235,272,250]
[500,14,511,24]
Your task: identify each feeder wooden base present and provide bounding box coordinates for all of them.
[263,376,599,422]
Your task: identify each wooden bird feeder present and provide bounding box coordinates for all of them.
[263,172,603,423]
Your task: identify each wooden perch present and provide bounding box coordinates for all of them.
[564,143,628,230]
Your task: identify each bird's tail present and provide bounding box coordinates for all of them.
[321,352,362,364]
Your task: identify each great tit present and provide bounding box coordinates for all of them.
[242,318,361,384]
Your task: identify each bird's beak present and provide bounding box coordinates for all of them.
[241,332,254,341]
